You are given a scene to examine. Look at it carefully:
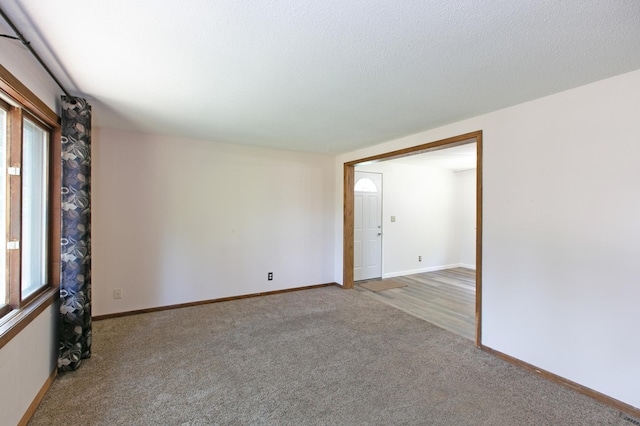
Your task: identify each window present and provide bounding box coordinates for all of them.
[21,118,49,299]
[0,65,61,337]
[0,107,6,310]
[0,102,52,315]
[354,177,378,193]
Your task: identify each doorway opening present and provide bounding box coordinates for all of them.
[343,130,483,346]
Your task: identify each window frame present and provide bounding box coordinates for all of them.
[17,110,53,304]
[0,64,61,350]
[0,97,10,318]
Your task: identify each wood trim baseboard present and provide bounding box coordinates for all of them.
[481,345,640,419]
[17,367,57,426]
[93,283,340,321]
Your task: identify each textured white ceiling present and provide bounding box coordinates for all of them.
[2,1,640,153]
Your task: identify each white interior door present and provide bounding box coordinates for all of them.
[354,171,382,281]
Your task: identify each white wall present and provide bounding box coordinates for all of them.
[0,304,58,426]
[454,169,476,268]
[358,162,468,276]
[3,12,639,411]
[335,69,640,409]
[0,22,63,425]
[92,128,335,316]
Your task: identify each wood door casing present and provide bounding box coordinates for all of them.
[343,130,483,347]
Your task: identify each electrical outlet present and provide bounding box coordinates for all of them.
[113,288,123,299]
[418,256,422,262]
[268,272,273,281]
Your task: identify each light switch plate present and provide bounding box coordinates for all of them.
[391,216,396,222]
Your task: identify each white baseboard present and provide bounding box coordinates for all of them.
[458,263,476,270]
[382,264,459,279]
[383,263,476,278]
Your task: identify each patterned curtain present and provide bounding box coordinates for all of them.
[58,96,92,371]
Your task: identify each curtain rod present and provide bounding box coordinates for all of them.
[0,7,73,98]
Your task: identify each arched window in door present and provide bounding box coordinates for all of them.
[354,177,378,192]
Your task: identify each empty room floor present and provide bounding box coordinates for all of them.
[356,267,476,340]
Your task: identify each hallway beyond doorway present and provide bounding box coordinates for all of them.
[357,267,475,340]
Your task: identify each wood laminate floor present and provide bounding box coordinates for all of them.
[356,267,476,340]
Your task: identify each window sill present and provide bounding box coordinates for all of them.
[0,288,59,350]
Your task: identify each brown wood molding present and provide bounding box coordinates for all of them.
[0,64,59,127]
[18,367,57,426]
[481,345,640,419]
[344,131,481,167]
[343,164,355,289]
[0,61,62,348]
[93,283,340,321]
[0,288,59,350]
[48,126,62,290]
[8,107,23,308]
[342,131,483,345]
[474,132,483,348]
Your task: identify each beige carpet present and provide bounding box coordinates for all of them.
[29,287,631,425]
[359,279,407,292]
